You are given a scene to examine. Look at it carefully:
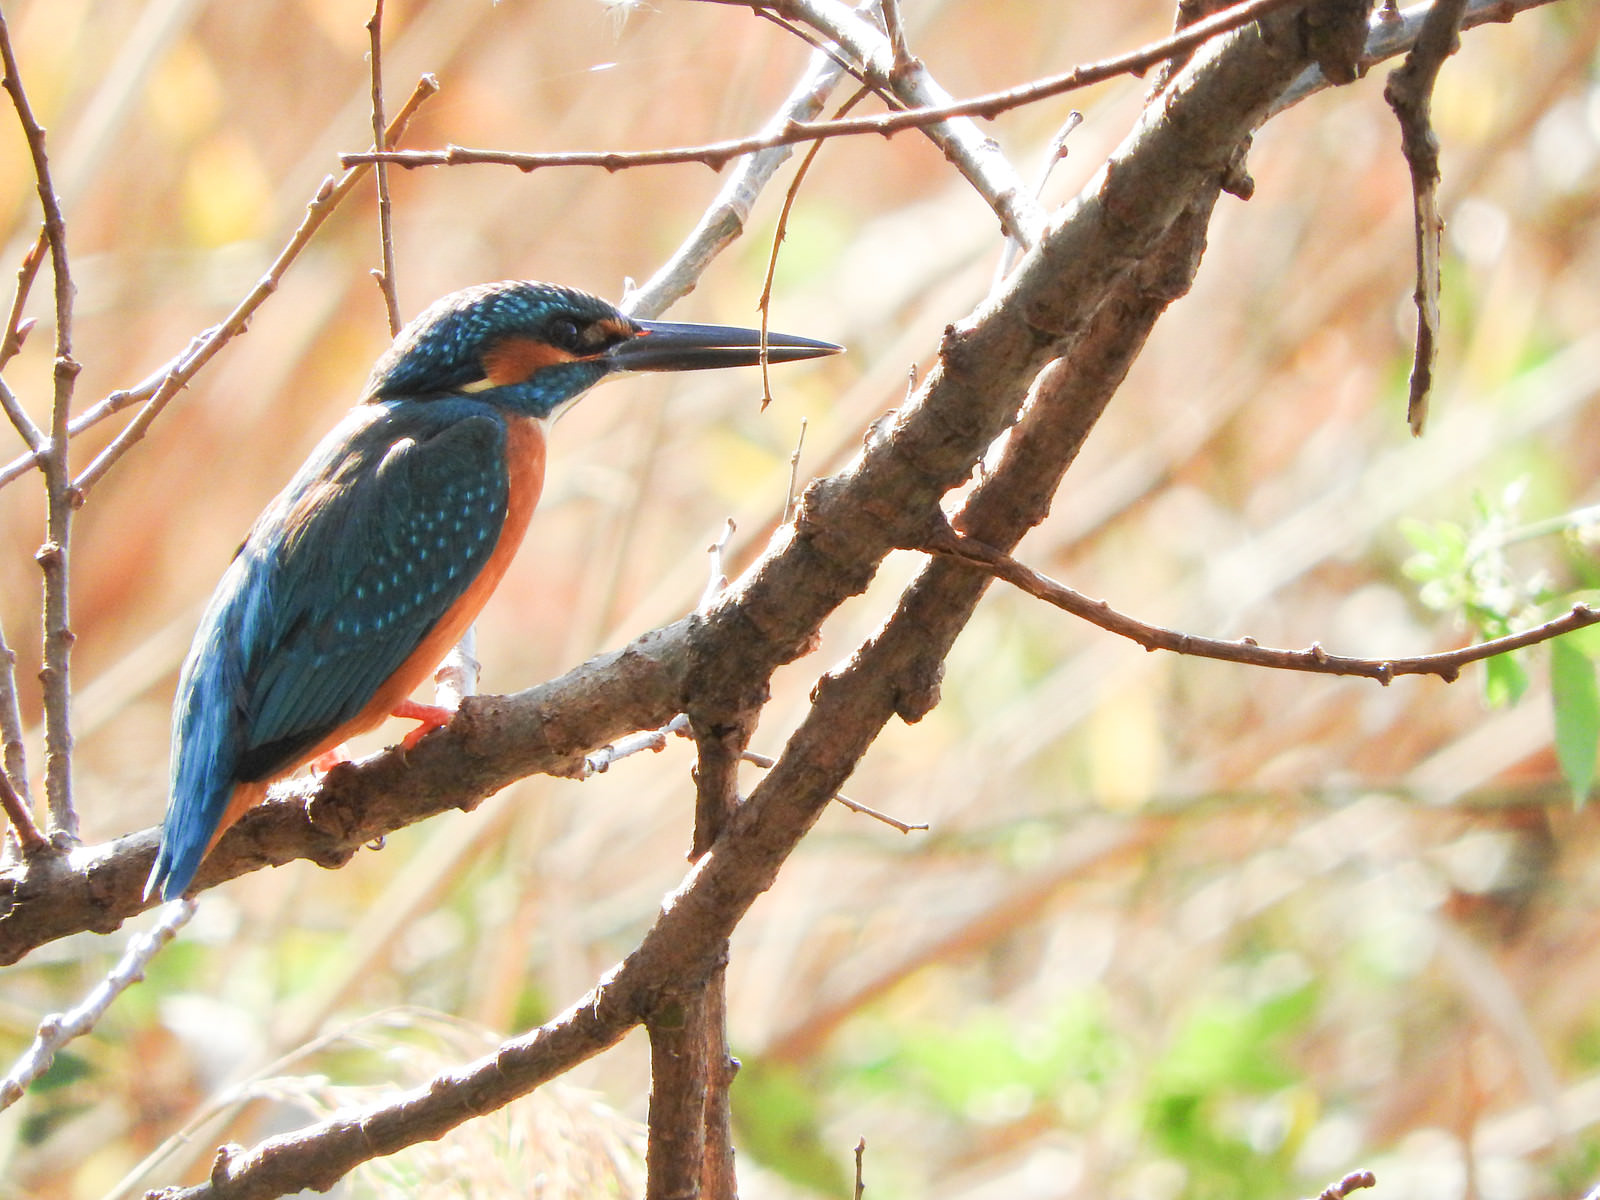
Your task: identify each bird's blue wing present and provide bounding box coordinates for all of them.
[151,400,510,898]
[237,402,511,776]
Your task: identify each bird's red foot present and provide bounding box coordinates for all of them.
[394,699,455,749]
[311,746,350,774]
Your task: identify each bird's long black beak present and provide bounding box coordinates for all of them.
[607,319,841,372]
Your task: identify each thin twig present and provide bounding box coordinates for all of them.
[699,519,737,614]
[588,714,929,834]
[765,0,1042,245]
[622,43,846,319]
[783,417,807,525]
[583,714,691,778]
[2,10,82,839]
[0,623,28,808]
[345,0,1300,186]
[854,1138,867,1200]
[1313,1170,1379,1200]
[921,526,1600,686]
[0,768,43,852]
[1,75,439,500]
[1384,0,1468,435]
[738,746,927,833]
[367,0,402,336]
[878,0,912,75]
[0,899,196,1111]
[757,84,868,408]
[432,626,478,709]
[0,229,45,374]
[994,109,1082,284]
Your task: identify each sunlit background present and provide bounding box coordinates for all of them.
[1,1,1598,1197]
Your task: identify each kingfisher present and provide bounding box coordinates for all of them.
[145,280,839,901]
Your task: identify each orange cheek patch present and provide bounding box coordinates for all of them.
[482,335,577,387]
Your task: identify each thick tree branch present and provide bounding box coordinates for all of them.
[0,0,1363,971]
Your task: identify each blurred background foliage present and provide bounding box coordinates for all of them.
[0,1,1598,1197]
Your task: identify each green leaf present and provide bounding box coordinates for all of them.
[732,1059,849,1196]
[1552,637,1600,806]
[1484,651,1529,708]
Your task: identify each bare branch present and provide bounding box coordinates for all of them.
[758,0,1043,245]
[0,623,29,808]
[0,228,44,375]
[919,526,1600,686]
[878,0,912,76]
[738,746,928,833]
[1314,1170,1379,1200]
[644,984,710,1200]
[758,84,869,407]
[348,0,1557,184]
[0,75,440,498]
[341,0,1305,184]
[1272,0,1556,113]
[0,767,43,852]
[367,0,403,336]
[0,898,195,1111]
[1384,0,1468,434]
[2,8,82,839]
[622,44,846,319]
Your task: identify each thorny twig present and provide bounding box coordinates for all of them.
[699,519,737,615]
[994,109,1082,284]
[0,230,47,457]
[921,526,1600,686]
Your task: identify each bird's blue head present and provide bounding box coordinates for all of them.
[367,280,840,420]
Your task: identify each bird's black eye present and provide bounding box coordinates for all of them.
[548,318,582,351]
